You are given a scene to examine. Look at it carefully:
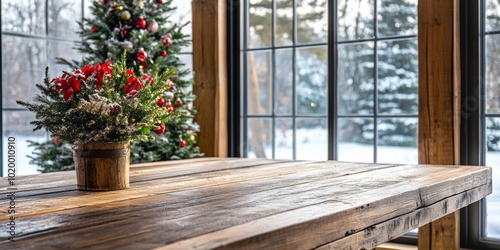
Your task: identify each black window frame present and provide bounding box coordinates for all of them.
[460,0,500,248]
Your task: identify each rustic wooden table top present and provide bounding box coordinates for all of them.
[0,157,492,249]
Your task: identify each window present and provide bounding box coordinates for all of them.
[483,0,500,241]
[239,0,418,165]
[459,0,500,248]
[1,0,84,176]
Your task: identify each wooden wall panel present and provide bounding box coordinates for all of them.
[192,0,228,157]
[418,0,461,249]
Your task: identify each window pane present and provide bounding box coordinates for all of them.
[275,49,293,115]
[486,0,500,32]
[338,0,374,41]
[176,54,194,82]
[296,0,327,44]
[247,51,272,115]
[2,36,47,109]
[296,46,328,115]
[2,111,46,176]
[48,0,82,40]
[378,39,418,115]
[296,118,327,160]
[248,0,272,48]
[485,35,500,114]
[338,42,375,115]
[338,118,374,163]
[1,0,46,35]
[247,118,272,158]
[486,117,500,238]
[48,41,82,76]
[275,118,293,159]
[377,118,418,164]
[377,0,417,37]
[276,0,293,46]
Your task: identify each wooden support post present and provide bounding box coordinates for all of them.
[418,0,461,249]
[192,0,228,157]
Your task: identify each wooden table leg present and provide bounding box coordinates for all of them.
[418,211,460,249]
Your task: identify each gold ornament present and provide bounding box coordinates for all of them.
[190,135,195,141]
[133,0,144,9]
[120,11,131,21]
[116,5,124,10]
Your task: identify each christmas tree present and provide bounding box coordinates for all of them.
[30,0,202,171]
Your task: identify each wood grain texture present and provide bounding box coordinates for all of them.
[0,158,491,250]
[418,0,461,248]
[418,0,459,165]
[192,0,228,157]
[73,142,130,191]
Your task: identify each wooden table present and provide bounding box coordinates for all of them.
[0,158,492,249]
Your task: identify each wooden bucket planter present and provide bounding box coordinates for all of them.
[73,142,130,191]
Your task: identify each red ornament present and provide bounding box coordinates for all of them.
[165,38,172,46]
[156,0,163,3]
[54,137,60,145]
[168,81,174,90]
[157,98,165,107]
[153,123,166,135]
[175,98,183,107]
[161,33,173,46]
[102,0,108,4]
[161,51,167,57]
[91,26,98,33]
[137,49,148,62]
[166,103,174,113]
[136,18,147,29]
[180,140,186,148]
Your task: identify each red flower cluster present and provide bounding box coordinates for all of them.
[124,69,143,99]
[51,63,112,101]
[82,63,112,89]
[51,73,83,101]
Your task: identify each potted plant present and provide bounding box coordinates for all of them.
[17,52,179,191]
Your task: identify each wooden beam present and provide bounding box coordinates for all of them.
[418,0,461,248]
[192,0,228,157]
